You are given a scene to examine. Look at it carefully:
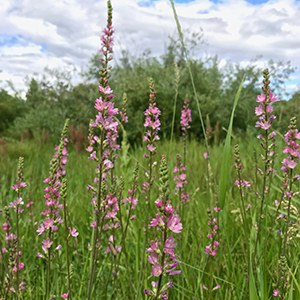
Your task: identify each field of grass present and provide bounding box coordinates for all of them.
[1,130,300,300]
[1,1,300,299]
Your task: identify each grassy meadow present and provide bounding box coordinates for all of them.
[1,133,299,299]
[1,1,300,300]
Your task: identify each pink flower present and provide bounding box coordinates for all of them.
[3,222,10,231]
[152,264,162,277]
[147,144,156,153]
[37,224,45,235]
[272,289,280,297]
[164,236,176,250]
[256,94,266,103]
[69,228,79,237]
[164,203,174,214]
[167,215,182,233]
[256,120,271,130]
[269,92,278,102]
[282,158,297,169]
[155,199,163,208]
[180,98,192,133]
[143,80,160,156]
[255,105,264,116]
[61,293,69,299]
[103,159,114,170]
[147,240,159,252]
[99,85,113,95]
[150,214,164,228]
[55,245,62,251]
[42,238,53,253]
[148,252,159,265]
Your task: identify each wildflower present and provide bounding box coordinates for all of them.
[2,157,26,295]
[255,70,278,150]
[272,289,280,297]
[281,118,300,172]
[180,97,192,133]
[167,215,183,233]
[180,97,192,164]
[205,206,220,257]
[86,4,123,292]
[145,156,182,299]
[143,78,161,158]
[234,179,251,188]
[42,238,53,253]
[38,120,70,254]
[69,228,79,237]
[255,69,278,255]
[275,118,300,296]
[143,79,161,240]
[173,155,190,203]
[212,284,221,291]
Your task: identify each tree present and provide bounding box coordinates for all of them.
[0,90,25,135]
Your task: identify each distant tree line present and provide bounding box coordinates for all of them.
[0,36,298,147]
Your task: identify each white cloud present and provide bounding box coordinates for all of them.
[0,0,299,97]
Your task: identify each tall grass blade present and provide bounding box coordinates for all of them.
[219,75,245,208]
[249,212,259,300]
[169,0,209,151]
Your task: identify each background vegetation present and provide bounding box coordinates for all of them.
[0,34,298,146]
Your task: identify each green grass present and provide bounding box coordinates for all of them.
[0,133,299,299]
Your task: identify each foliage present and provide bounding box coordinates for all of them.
[0,89,25,134]
[0,42,296,145]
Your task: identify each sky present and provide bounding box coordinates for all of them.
[0,0,299,98]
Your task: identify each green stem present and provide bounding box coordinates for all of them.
[62,182,71,299]
[46,230,52,300]
[16,204,20,298]
[254,128,269,260]
[87,132,104,300]
[170,62,179,145]
[155,224,168,300]
[282,169,293,257]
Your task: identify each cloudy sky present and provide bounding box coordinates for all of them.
[0,0,299,98]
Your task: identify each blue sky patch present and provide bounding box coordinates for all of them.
[0,34,47,53]
[0,34,26,47]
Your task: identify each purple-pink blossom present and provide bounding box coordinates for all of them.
[281,118,300,172]
[167,215,183,233]
[180,97,192,134]
[255,91,278,131]
[143,79,161,159]
[145,156,182,299]
[272,289,280,297]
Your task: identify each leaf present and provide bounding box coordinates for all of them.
[219,75,245,208]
